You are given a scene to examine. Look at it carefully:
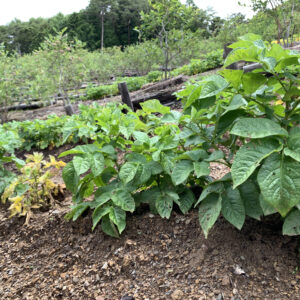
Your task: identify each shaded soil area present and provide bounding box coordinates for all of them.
[0,204,299,300]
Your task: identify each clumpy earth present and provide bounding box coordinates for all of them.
[0,203,299,300]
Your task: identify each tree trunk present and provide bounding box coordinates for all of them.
[285,0,295,47]
[101,11,104,51]
[127,20,131,45]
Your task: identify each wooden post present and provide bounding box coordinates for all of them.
[65,104,75,116]
[118,82,134,111]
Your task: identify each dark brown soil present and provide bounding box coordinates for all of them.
[0,203,299,300]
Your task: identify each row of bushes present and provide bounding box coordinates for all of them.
[81,49,223,101]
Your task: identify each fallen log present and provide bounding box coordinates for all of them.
[141,75,188,94]
[131,86,181,109]
[0,100,63,112]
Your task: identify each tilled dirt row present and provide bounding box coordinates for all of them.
[0,205,299,300]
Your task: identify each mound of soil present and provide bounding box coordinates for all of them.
[0,204,299,300]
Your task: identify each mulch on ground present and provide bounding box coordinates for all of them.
[1,203,299,300]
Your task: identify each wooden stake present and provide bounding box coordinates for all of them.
[118,82,134,111]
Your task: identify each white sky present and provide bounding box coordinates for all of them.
[194,0,254,18]
[0,0,90,25]
[0,0,253,26]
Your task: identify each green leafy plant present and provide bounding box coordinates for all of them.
[178,33,300,237]
[59,101,209,236]
[0,127,24,195]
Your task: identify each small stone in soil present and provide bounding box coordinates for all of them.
[121,295,135,300]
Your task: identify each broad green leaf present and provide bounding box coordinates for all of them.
[174,189,195,214]
[176,150,208,161]
[195,182,225,207]
[92,206,111,230]
[239,33,263,42]
[126,153,147,164]
[101,215,119,238]
[141,99,170,114]
[161,153,174,175]
[100,145,116,156]
[259,194,277,216]
[260,57,277,72]
[225,46,260,67]
[155,193,173,219]
[226,95,247,111]
[219,69,243,90]
[147,161,163,175]
[275,56,300,72]
[109,207,126,234]
[184,135,206,147]
[69,203,90,221]
[133,131,150,145]
[228,40,253,49]
[198,193,222,238]
[185,85,202,108]
[230,118,288,138]
[221,187,245,230]
[284,148,300,163]
[81,180,94,198]
[192,96,217,111]
[284,127,300,163]
[59,144,99,158]
[217,109,246,136]
[134,187,161,206]
[194,161,210,178]
[119,162,139,184]
[73,155,91,176]
[62,161,79,193]
[94,191,111,207]
[232,139,282,188]
[200,75,228,99]
[205,150,224,162]
[171,160,194,185]
[111,189,135,212]
[89,153,105,177]
[282,209,300,236]
[0,169,15,195]
[242,73,267,94]
[11,157,25,168]
[238,181,263,220]
[258,153,300,216]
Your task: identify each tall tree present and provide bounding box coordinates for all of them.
[115,0,148,45]
[247,0,300,46]
[88,0,118,51]
[139,0,188,78]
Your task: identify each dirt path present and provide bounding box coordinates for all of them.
[0,204,299,300]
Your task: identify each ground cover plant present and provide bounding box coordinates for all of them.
[55,35,300,238]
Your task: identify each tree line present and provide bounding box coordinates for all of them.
[0,0,299,55]
[0,0,225,55]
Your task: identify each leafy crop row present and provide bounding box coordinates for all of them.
[1,35,299,239]
[60,34,300,237]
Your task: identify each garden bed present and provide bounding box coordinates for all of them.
[0,202,299,300]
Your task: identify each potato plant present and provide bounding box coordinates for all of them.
[61,34,300,238]
[180,33,300,237]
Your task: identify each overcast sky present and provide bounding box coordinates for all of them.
[0,0,253,26]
